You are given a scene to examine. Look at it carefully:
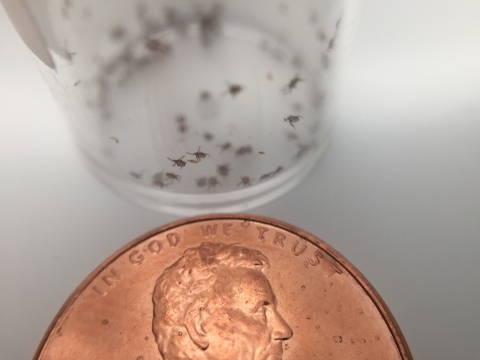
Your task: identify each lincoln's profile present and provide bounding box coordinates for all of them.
[152,242,293,360]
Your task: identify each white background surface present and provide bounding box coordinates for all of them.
[1,1,480,359]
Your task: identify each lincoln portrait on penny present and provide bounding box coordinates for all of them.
[152,242,293,360]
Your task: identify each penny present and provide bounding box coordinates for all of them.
[33,214,412,360]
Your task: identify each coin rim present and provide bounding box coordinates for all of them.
[32,213,413,360]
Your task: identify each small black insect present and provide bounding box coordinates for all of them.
[327,16,342,52]
[285,74,304,92]
[218,142,232,152]
[198,3,223,46]
[237,177,251,187]
[165,172,181,182]
[110,136,119,144]
[187,147,210,162]
[175,115,188,133]
[235,145,253,156]
[168,156,186,169]
[74,80,81,87]
[217,164,232,177]
[152,172,169,188]
[224,83,244,97]
[259,172,273,182]
[208,177,221,189]
[203,132,214,142]
[145,39,171,54]
[284,115,303,129]
[196,177,207,187]
[327,36,336,52]
[200,90,211,101]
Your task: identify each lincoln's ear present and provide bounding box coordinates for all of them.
[184,309,209,350]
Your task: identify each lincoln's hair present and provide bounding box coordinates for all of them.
[152,242,269,355]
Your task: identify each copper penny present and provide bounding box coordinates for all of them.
[33,214,412,360]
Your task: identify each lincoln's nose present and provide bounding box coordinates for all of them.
[272,310,293,340]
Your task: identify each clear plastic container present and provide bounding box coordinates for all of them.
[4,0,362,215]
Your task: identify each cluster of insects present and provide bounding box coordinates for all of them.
[282,74,305,129]
[201,73,306,131]
[145,138,286,189]
[196,176,222,190]
[85,1,232,120]
[93,3,341,195]
[138,164,291,190]
[259,166,284,182]
[176,115,188,134]
[165,145,210,172]
[151,171,182,188]
[158,70,309,190]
